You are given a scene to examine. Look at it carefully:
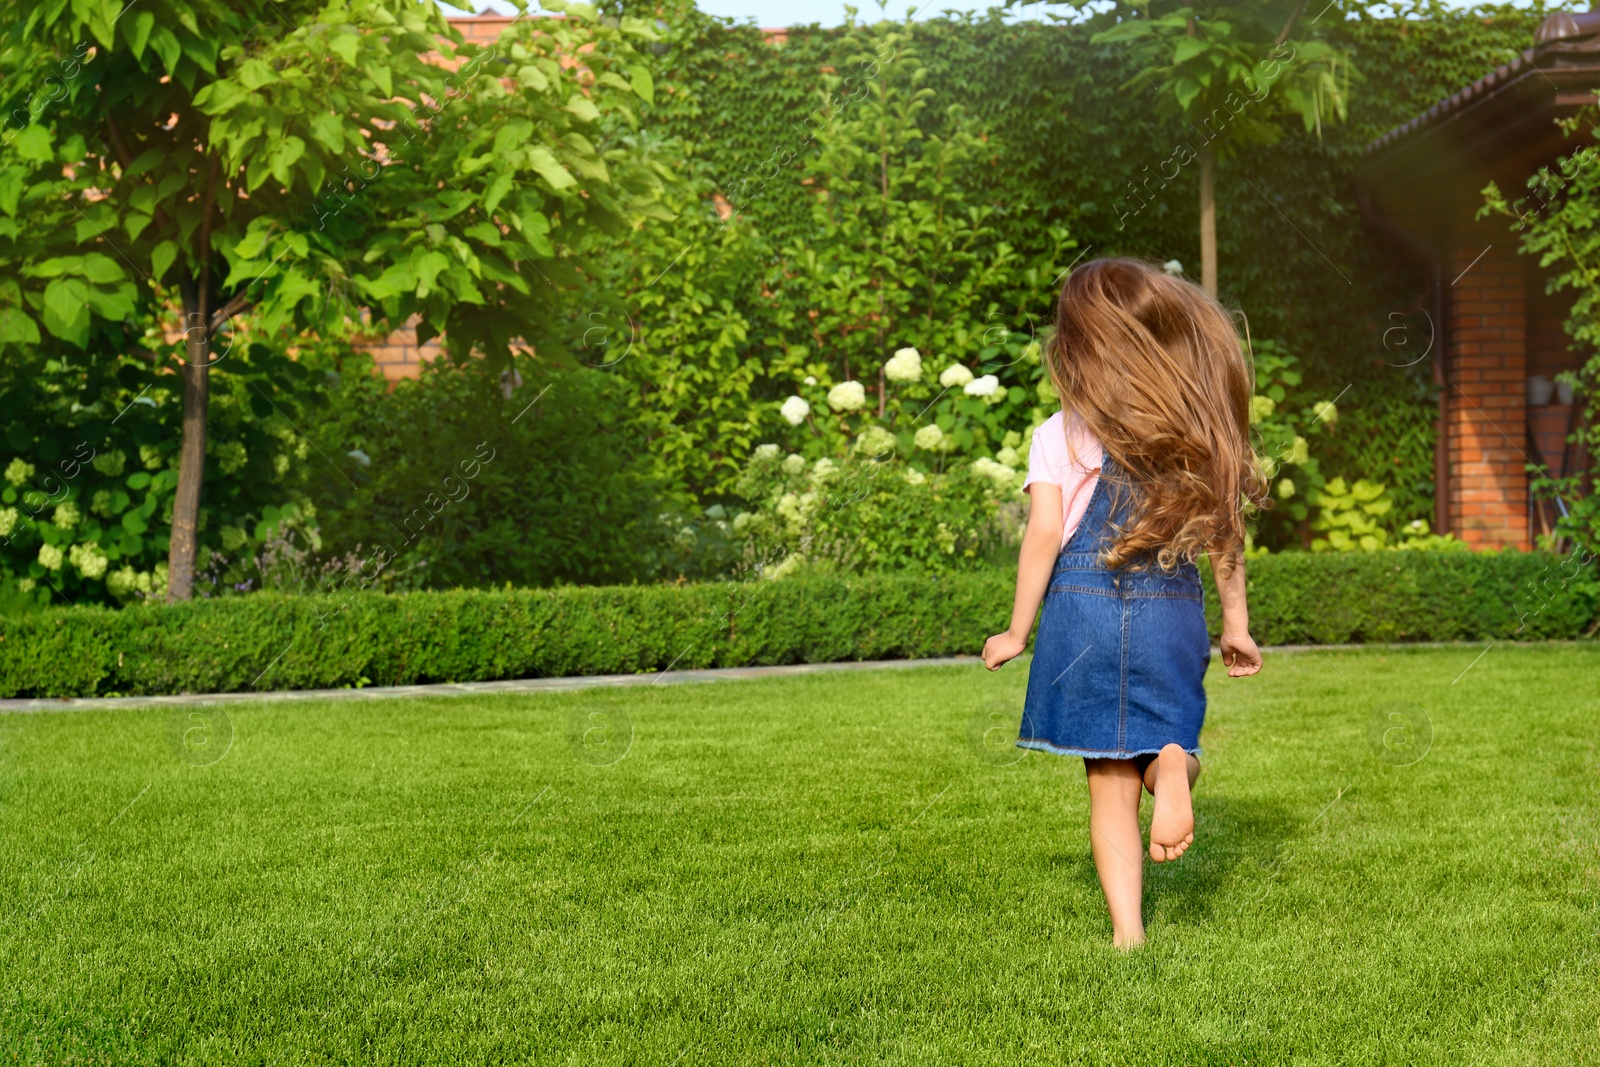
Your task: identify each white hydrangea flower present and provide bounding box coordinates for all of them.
[106,566,138,598]
[1286,435,1309,466]
[854,425,897,457]
[827,380,868,412]
[803,375,817,386]
[812,457,837,479]
[68,542,108,580]
[0,508,17,537]
[939,364,973,389]
[996,446,1020,469]
[913,424,946,452]
[754,443,780,461]
[776,492,803,526]
[1277,478,1296,500]
[780,395,810,426]
[15,577,34,593]
[139,444,164,469]
[903,468,926,486]
[883,347,922,383]
[1250,395,1276,424]
[91,450,126,477]
[767,553,805,580]
[1163,259,1184,276]
[52,502,80,530]
[964,374,1001,398]
[37,543,64,571]
[972,457,1020,490]
[1314,400,1339,424]
[781,453,806,475]
[3,458,34,487]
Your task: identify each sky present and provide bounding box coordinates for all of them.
[438,0,1537,30]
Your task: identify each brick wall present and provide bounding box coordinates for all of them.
[1442,219,1529,549]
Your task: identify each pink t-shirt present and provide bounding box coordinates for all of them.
[1022,410,1103,548]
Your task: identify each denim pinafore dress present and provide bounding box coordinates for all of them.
[1018,458,1210,760]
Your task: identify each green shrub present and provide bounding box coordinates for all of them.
[0,341,327,606]
[309,356,727,588]
[1205,549,1598,645]
[730,446,1022,575]
[0,550,1592,698]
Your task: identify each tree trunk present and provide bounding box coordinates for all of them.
[1199,147,1217,298]
[166,290,210,602]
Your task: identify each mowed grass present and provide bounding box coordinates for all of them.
[0,646,1597,1066]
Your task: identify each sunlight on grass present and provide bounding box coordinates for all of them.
[1,646,1596,1064]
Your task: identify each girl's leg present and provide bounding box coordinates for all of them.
[1084,757,1146,948]
[1143,743,1199,863]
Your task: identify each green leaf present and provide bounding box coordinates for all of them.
[12,125,53,163]
[268,136,306,188]
[483,171,515,215]
[0,167,23,216]
[79,254,124,284]
[125,10,154,58]
[237,57,278,90]
[368,63,392,98]
[516,64,548,92]
[414,251,450,297]
[565,94,600,124]
[1173,77,1202,114]
[309,111,344,153]
[41,277,89,347]
[150,241,178,282]
[526,147,575,191]
[149,27,182,75]
[626,63,654,104]
[1172,36,1208,66]
[464,221,502,246]
[329,31,359,67]
[125,471,151,491]
[0,308,41,344]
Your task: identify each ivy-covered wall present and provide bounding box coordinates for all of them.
[637,1,1556,527]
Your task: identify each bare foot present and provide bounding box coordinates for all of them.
[1112,927,1147,950]
[1148,744,1195,863]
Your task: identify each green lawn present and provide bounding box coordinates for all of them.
[1,645,1596,1065]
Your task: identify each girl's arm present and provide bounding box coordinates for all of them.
[1207,549,1262,677]
[983,483,1064,671]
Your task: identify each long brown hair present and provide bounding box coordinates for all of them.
[1046,258,1268,570]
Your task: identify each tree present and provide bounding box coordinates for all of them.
[1095,1,1354,296]
[0,0,671,600]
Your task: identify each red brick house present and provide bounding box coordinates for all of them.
[1361,10,1600,549]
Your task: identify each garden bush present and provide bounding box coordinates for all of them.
[729,444,1024,576]
[1,549,1590,698]
[306,354,728,589]
[0,338,328,607]
[617,2,1555,537]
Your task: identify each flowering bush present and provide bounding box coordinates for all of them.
[0,338,328,608]
[730,446,1024,576]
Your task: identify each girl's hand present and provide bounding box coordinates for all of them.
[983,630,1027,671]
[1220,630,1262,677]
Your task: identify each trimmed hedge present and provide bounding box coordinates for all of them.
[1,551,1594,698]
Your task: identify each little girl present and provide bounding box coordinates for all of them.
[983,258,1265,949]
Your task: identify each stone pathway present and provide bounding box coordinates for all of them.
[0,656,985,713]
